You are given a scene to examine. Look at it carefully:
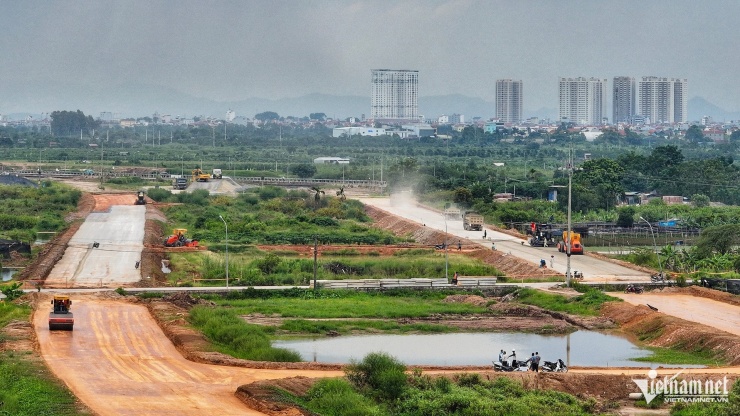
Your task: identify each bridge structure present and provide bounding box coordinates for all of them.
[13,169,387,189]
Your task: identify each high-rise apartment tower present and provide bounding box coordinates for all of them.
[371,69,419,120]
[558,77,607,125]
[638,77,687,124]
[495,79,523,124]
[613,76,636,124]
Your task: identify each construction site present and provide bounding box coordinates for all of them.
[2,183,739,416]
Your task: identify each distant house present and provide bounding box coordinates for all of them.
[313,157,350,164]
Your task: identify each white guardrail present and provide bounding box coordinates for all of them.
[314,277,497,289]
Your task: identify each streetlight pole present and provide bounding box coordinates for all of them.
[219,215,229,288]
[640,216,663,277]
[443,211,449,281]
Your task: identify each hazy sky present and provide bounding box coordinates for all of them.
[2,0,740,114]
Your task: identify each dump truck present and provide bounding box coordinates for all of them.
[192,168,210,182]
[172,177,188,190]
[49,295,74,330]
[444,206,461,219]
[557,231,584,254]
[134,190,147,205]
[211,168,222,179]
[463,211,484,231]
[164,228,199,247]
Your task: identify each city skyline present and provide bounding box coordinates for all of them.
[1,0,739,118]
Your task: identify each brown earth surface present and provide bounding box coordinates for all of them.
[9,187,739,415]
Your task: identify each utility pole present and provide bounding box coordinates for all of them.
[565,145,573,287]
[313,236,318,292]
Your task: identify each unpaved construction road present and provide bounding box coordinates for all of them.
[360,196,651,282]
[613,292,740,337]
[34,295,342,416]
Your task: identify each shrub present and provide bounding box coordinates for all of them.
[345,352,408,401]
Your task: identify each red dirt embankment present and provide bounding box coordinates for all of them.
[601,293,740,366]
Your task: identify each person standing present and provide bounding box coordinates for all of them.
[507,350,517,366]
[533,352,541,372]
[483,230,487,239]
[528,353,535,371]
[457,241,462,251]
[498,349,506,365]
[550,255,554,268]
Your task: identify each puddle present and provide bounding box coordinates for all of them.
[1,268,20,282]
[273,331,704,368]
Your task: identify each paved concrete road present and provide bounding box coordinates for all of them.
[360,196,651,282]
[44,205,145,288]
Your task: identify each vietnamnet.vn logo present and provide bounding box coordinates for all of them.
[633,369,730,404]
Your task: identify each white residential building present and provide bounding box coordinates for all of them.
[638,77,688,124]
[371,69,419,120]
[496,79,523,124]
[559,77,607,125]
[613,76,636,124]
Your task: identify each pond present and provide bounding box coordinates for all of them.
[273,331,703,368]
[1,268,20,282]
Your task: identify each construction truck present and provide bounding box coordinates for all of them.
[557,231,584,254]
[192,168,210,182]
[463,211,484,231]
[444,206,461,219]
[211,168,222,179]
[49,295,74,330]
[528,223,561,247]
[164,228,199,247]
[172,177,188,190]
[134,190,147,205]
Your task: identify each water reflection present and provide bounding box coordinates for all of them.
[1,268,20,282]
[273,331,702,368]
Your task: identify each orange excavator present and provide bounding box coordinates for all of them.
[164,228,199,247]
[49,295,74,330]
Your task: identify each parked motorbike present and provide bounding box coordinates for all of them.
[492,360,530,372]
[573,270,584,279]
[624,284,644,294]
[541,359,568,373]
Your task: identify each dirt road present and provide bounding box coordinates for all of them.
[360,196,651,282]
[34,295,342,416]
[612,292,740,337]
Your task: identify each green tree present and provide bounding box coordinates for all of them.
[616,206,636,227]
[695,224,740,257]
[572,158,625,210]
[254,111,280,121]
[691,194,710,208]
[290,163,317,178]
[685,125,705,143]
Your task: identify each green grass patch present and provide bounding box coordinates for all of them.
[515,287,620,316]
[212,290,488,319]
[632,346,725,366]
[187,306,302,362]
[279,319,454,335]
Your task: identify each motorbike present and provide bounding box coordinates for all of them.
[492,360,530,372]
[541,359,568,373]
[572,270,584,279]
[624,284,644,294]
[651,273,666,283]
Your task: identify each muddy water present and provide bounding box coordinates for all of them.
[274,331,703,368]
[1,268,20,281]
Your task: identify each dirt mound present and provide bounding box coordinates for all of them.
[442,294,488,306]
[601,301,740,365]
[235,377,314,416]
[162,292,215,310]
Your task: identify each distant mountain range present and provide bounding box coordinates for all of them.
[2,84,738,123]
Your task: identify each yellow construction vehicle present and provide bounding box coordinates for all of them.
[191,168,210,182]
[49,295,74,330]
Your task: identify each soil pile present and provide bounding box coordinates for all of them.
[162,292,214,310]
